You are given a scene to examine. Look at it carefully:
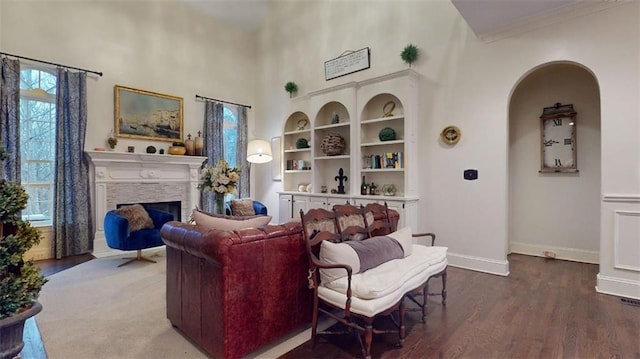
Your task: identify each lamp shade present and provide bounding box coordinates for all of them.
[247,139,273,163]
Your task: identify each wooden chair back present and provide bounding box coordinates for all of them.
[332,204,370,241]
[364,202,394,236]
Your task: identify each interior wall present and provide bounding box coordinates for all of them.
[0,0,257,153]
[0,0,257,259]
[509,63,601,263]
[257,0,640,297]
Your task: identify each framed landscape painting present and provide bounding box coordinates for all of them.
[114,85,183,142]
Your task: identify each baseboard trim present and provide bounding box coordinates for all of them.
[510,242,599,264]
[447,252,510,276]
[596,273,640,300]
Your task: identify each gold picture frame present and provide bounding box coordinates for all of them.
[114,85,183,142]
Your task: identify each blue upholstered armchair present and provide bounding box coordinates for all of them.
[104,207,174,267]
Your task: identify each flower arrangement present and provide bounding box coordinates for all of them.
[199,159,241,195]
[199,160,241,214]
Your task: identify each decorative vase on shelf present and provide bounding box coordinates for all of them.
[379,127,397,141]
[168,146,186,155]
[195,131,204,156]
[185,134,195,156]
[320,133,346,156]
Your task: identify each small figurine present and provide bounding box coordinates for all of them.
[334,168,348,194]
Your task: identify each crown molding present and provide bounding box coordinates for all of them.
[478,1,626,43]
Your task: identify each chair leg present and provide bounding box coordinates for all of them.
[422,281,428,323]
[363,324,373,359]
[118,249,157,267]
[398,298,406,347]
[311,294,319,349]
[441,270,448,306]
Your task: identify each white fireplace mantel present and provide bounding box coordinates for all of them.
[86,150,207,256]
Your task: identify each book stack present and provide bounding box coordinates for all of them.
[367,152,403,169]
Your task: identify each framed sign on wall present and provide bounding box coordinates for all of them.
[539,103,578,173]
[324,47,370,81]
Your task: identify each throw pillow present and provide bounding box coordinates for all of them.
[385,226,413,257]
[192,209,271,231]
[230,199,256,216]
[319,235,404,284]
[114,204,155,232]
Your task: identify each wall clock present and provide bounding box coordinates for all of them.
[539,103,577,173]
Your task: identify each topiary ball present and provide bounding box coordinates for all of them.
[378,127,397,141]
[296,138,309,149]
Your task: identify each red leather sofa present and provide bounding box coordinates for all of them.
[160,221,312,359]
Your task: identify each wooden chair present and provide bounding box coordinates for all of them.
[364,202,447,322]
[300,208,405,359]
[332,204,370,242]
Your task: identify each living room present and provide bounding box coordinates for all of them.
[1,0,639,357]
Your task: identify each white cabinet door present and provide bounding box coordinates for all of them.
[278,194,294,223]
[308,196,328,210]
[292,195,309,220]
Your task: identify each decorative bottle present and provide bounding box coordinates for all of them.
[361,176,368,195]
[195,131,204,156]
[185,134,195,156]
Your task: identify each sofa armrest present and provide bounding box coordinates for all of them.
[104,211,131,246]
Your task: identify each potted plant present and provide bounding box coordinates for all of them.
[284,81,298,98]
[107,130,118,151]
[0,148,47,359]
[400,44,419,67]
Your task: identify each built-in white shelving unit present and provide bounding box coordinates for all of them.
[279,70,419,229]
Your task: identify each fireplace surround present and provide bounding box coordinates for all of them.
[86,151,206,256]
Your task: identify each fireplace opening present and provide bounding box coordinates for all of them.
[117,201,181,222]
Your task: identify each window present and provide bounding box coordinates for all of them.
[223,105,238,200]
[223,105,238,167]
[19,68,56,222]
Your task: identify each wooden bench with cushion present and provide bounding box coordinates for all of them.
[300,204,448,359]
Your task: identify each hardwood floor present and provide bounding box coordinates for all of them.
[18,254,640,359]
[20,254,94,359]
[282,254,640,358]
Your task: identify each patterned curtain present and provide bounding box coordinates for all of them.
[0,57,21,181]
[236,105,250,198]
[53,68,93,258]
[200,101,224,213]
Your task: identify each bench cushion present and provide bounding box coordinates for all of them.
[319,227,414,284]
[323,245,447,300]
[319,245,447,317]
[320,236,404,283]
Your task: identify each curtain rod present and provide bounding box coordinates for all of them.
[195,94,251,109]
[0,51,103,77]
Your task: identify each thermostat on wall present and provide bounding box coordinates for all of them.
[464,169,478,180]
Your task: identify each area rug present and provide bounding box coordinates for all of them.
[36,251,316,359]
[36,252,210,358]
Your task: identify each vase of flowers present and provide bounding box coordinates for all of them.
[198,159,241,214]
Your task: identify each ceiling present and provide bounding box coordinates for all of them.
[182,0,621,40]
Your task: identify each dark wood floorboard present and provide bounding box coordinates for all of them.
[19,254,94,359]
[280,254,640,359]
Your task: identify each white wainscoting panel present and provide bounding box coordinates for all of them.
[614,210,640,272]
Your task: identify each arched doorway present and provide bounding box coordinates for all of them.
[508,62,601,263]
